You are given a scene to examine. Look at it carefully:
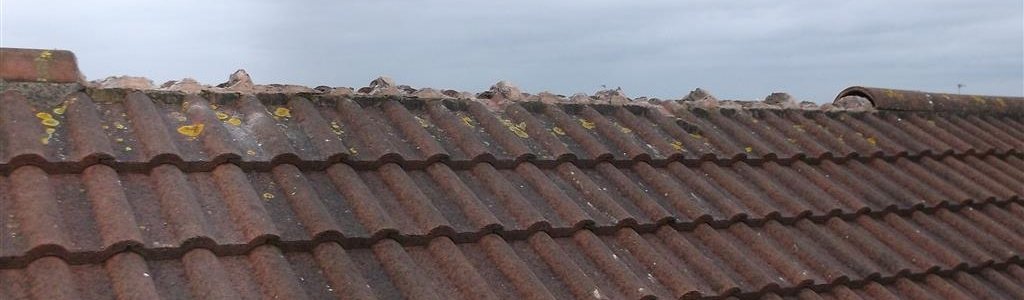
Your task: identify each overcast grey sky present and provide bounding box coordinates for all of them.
[2,1,1022,102]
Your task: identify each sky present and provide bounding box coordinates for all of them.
[2,1,1022,103]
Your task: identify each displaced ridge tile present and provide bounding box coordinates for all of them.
[837,86,1024,115]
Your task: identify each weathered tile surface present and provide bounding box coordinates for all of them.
[1,88,1022,299]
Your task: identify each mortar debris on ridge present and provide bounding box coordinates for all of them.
[65,69,870,112]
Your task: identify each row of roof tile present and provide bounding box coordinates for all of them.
[777,265,1024,299]
[2,210,1021,300]
[3,90,1024,173]
[2,152,1022,266]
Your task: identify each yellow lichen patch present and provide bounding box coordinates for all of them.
[209,104,218,110]
[501,118,529,138]
[461,116,475,128]
[216,112,229,120]
[226,117,242,126]
[689,133,703,139]
[52,104,67,115]
[273,107,291,118]
[510,122,529,138]
[35,51,53,82]
[37,109,60,127]
[114,122,126,130]
[671,140,684,151]
[330,122,344,135]
[866,136,878,146]
[579,119,595,129]
[552,127,566,135]
[510,128,529,138]
[744,146,753,153]
[41,118,60,127]
[40,122,58,145]
[349,147,359,155]
[415,116,431,128]
[115,137,124,142]
[884,89,904,100]
[262,192,275,200]
[38,51,54,63]
[177,123,205,137]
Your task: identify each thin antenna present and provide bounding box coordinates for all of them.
[957,83,965,94]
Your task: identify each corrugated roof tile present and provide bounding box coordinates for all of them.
[1,85,1023,299]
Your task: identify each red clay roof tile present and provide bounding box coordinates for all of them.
[1,75,1023,299]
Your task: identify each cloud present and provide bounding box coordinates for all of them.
[2,0,1021,102]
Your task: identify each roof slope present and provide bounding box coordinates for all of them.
[1,45,1023,299]
[1,85,1022,299]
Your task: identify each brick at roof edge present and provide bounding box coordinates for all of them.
[0,48,81,83]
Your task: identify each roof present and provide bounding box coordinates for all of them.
[2,48,1024,299]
